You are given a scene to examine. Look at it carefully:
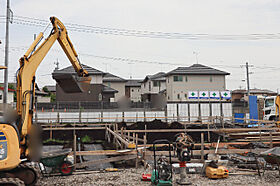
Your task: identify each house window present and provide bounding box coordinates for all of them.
[174,75,183,82]
[210,76,213,82]
[177,94,180,99]
[185,76,188,82]
[132,89,134,92]
[149,82,151,91]
[153,81,160,87]
[107,82,111,87]
[185,94,187,98]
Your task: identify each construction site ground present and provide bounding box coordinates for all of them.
[38,167,280,186]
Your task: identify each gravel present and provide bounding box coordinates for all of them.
[38,168,280,186]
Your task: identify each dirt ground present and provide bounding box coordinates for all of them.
[38,167,280,186]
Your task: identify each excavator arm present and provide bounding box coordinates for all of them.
[275,95,280,124]
[0,16,90,185]
[16,16,91,154]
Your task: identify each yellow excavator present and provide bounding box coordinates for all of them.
[0,17,91,185]
[275,96,280,125]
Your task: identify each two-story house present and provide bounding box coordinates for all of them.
[103,73,127,102]
[141,72,166,103]
[125,80,142,102]
[166,64,230,101]
[52,64,118,102]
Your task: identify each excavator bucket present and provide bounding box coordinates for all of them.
[52,74,91,93]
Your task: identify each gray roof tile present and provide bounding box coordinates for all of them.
[53,64,104,75]
[166,64,230,75]
[125,79,142,87]
[103,73,127,82]
[142,72,166,82]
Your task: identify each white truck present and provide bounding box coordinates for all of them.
[263,96,277,120]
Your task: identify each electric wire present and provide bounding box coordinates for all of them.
[1,15,280,40]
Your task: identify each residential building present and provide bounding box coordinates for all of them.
[232,89,277,101]
[103,73,127,102]
[140,72,166,108]
[141,72,166,94]
[166,64,230,101]
[52,64,119,102]
[125,79,142,102]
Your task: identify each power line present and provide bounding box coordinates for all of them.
[2,15,280,40]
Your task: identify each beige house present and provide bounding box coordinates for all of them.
[125,80,142,102]
[140,72,166,104]
[103,73,127,102]
[166,64,230,101]
[141,72,166,94]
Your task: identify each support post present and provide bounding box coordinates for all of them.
[201,133,204,160]
[50,121,53,139]
[143,134,147,169]
[164,105,168,122]
[3,0,10,104]
[133,133,135,143]
[187,103,191,122]
[221,114,225,141]
[73,133,77,171]
[176,103,180,122]
[101,102,104,123]
[121,127,124,149]
[127,132,130,142]
[79,105,82,123]
[270,131,273,148]
[135,133,138,169]
[57,112,60,123]
[207,123,210,142]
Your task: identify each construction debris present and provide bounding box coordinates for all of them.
[38,167,280,186]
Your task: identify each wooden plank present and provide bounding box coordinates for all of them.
[143,148,266,156]
[123,127,280,133]
[107,127,135,148]
[73,148,267,157]
[71,150,137,156]
[76,155,136,168]
[201,133,204,160]
[43,127,105,130]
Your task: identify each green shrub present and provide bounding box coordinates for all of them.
[81,135,92,143]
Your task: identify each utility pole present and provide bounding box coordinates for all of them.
[241,62,253,96]
[246,62,250,96]
[4,0,11,103]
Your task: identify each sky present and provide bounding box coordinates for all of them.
[1,0,280,91]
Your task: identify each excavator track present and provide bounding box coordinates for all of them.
[3,164,40,186]
[15,164,40,186]
[0,178,24,186]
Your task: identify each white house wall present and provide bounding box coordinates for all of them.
[104,82,126,102]
[166,75,226,101]
[141,80,166,94]
[130,87,141,102]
